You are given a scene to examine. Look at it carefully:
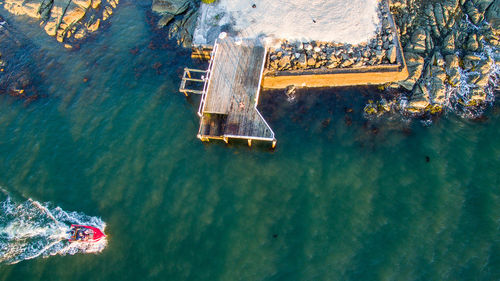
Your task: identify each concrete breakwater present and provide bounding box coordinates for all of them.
[266,4,398,72]
[262,0,408,89]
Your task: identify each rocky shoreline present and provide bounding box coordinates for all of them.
[2,0,120,48]
[264,0,499,118]
[0,0,199,100]
[365,0,499,118]
[0,0,498,119]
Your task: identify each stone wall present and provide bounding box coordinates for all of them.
[262,0,408,89]
[266,1,399,72]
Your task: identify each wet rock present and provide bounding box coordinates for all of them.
[463,54,482,70]
[430,65,447,104]
[445,54,461,86]
[407,82,431,112]
[475,58,493,87]
[410,27,427,53]
[464,0,484,25]
[434,3,447,30]
[466,33,479,51]
[469,88,487,103]
[400,52,424,90]
[0,17,37,101]
[157,13,176,28]
[152,0,190,14]
[442,33,455,54]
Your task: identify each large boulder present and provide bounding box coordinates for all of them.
[430,65,447,104]
[400,52,424,90]
[445,54,461,86]
[442,33,455,54]
[407,82,431,113]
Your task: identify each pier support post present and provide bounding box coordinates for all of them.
[248,139,252,147]
[223,137,228,144]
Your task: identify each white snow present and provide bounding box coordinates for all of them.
[193,0,381,46]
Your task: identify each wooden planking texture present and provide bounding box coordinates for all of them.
[200,37,273,140]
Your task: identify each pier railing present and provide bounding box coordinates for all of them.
[197,41,219,117]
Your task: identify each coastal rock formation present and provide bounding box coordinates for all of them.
[266,5,398,72]
[378,0,499,117]
[152,0,199,48]
[2,0,120,46]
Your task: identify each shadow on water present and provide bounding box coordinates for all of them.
[259,86,419,151]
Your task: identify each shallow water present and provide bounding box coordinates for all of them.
[0,2,499,280]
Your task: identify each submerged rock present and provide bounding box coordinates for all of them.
[0,17,38,101]
[2,0,119,45]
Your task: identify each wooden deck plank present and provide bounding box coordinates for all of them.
[199,37,275,141]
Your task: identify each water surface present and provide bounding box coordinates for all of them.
[0,2,499,280]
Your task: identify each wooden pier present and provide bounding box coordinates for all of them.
[180,36,276,147]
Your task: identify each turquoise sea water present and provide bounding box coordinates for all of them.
[1,2,499,280]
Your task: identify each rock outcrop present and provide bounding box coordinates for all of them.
[152,0,199,48]
[366,0,499,118]
[2,0,120,47]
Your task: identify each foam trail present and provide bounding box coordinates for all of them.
[0,188,107,265]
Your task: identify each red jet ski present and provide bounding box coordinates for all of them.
[68,225,106,242]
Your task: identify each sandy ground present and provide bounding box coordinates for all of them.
[193,0,380,46]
